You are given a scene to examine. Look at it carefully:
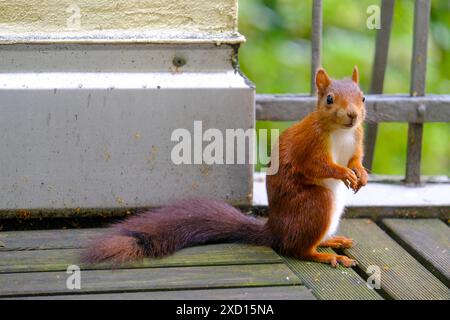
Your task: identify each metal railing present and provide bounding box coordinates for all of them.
[255,0,449,186]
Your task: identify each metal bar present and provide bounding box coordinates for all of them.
[410,0,430,98]
[363,125,378,169]
[255,94,450,122]
[370,0,396,94]
[311,0,323,95]
[406,0,431,185]
[364,0,396,170]
[406,123,425,185]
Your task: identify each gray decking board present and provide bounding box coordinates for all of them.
[338,219,450,300]
[0,263,301,298]
[0,244,282,273]
[7,286,315,300]
[0,228,102,251]
[381,219,449,286]
[2,219,449,300]
[284,248,382,300]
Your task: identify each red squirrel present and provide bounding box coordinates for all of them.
[83,67,368,268]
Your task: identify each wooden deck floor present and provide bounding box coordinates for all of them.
[0,218,448,300]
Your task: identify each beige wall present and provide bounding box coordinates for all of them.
[0,0,242,43]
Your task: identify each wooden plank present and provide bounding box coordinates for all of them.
[255,94,450,122]
[338,219,450,300]
[364,0,396,171]
[9,286,315,300]
[284,248,382,300]
[310,0,322,95]
[0,228,103,251]
[381,219,450,286]
[0,264,301,298]
[0,244,282,273]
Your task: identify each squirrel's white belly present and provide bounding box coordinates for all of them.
[322,128,356,239]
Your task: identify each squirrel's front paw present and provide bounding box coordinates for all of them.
[339,167,358,190]
[351,166,368,193]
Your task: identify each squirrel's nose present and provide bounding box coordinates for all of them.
[347,112,357,120]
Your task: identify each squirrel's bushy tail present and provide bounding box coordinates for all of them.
[81,198,272,264]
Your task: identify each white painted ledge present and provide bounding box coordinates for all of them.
[0,31,245,45]
[0,72,250,90]
[253,172,450,207]
[0,0,242,44]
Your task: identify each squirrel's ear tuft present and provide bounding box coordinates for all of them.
[315,68,331,93]
[352,66,359,84]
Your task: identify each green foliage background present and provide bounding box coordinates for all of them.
[238,0,449,176]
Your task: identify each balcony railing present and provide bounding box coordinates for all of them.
[255,0,448,186]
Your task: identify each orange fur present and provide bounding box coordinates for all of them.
[266,66,367,267]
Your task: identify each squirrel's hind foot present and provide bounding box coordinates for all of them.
[302,251,357,268]
[319,236,355,249]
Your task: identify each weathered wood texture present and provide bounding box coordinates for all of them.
[284,248,382,300]
[381,219,449,287]
[0,244,282,273]
[339,219,450,300]
[0,264,300,298]
[9,286,315,300]
[2,220,449,299]
[364,0,396,170]
[310,0,322,95]
[0,228,102,251]
[255,94,450,122]
[0,226,312,299]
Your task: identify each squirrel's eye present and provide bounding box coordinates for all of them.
[326,95,333,105]
[362,96,366,102]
